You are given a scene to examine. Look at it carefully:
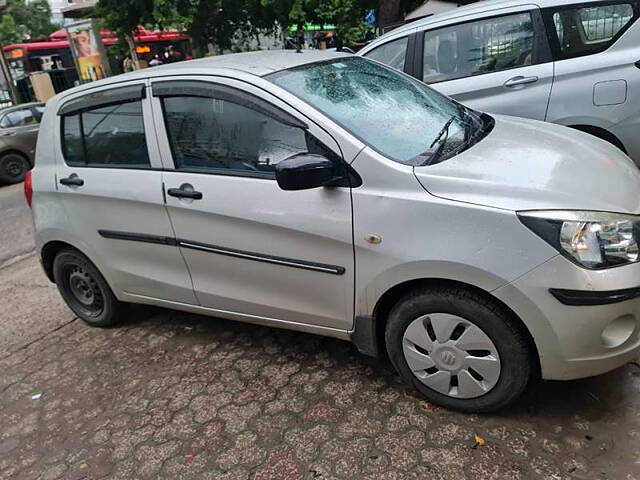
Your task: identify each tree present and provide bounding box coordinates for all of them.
[377,0,423,28]
[0,0,57,45]
[175,0,277,54]
[95,0,185,39]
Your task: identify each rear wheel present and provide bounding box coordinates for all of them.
[385,286,534,412]
[0,152,28,184]
[53,248,122,327]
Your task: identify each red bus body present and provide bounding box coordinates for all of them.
[4,27,191,80]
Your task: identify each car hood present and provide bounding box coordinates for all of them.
[414,115,640,214]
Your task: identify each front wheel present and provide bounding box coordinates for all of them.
[385,286,534,413]
[53,248,123,327]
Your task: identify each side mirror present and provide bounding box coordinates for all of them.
[276,154,336,191]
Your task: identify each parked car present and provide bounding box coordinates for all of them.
[27,51,640,412]
[358,0,640,161]
[0,102,44,184]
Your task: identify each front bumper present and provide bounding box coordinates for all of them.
[493,255,640,380]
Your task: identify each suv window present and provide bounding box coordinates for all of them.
[550,2,636,58]
[161,95,328,176]
[1,108,38,128]
[363,36,409,71]
[61,100,150,168]
[422,12,536,84]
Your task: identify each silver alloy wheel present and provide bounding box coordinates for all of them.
[402,313,501,399]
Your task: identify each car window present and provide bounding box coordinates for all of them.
[0,115,10,128]
[551,2,636,58]
[33,105,45,122]
[161,95,329,176]
[61,100,150,168]
[268,57,492,166]
[3,108,38,127]
[422,12,536,84]
[363,36,409,71]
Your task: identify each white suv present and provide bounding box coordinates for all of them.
[28,51,640,412]
[359,0,640,161]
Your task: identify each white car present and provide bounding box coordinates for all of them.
[359,0,640,161]
[28,50,640,412]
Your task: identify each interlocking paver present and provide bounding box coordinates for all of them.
[1,255,640,479]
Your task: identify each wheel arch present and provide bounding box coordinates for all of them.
[568,124,627,153]
[363,277,541,376]
[41,240,89,282]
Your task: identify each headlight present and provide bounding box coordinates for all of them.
[518,210,640,269]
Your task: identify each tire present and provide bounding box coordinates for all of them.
[385,286,534,413]
[53,248,123,327]
[0,152,29,184]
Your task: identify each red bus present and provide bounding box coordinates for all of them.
[3,27,191,81]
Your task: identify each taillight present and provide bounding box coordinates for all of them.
[24,170,32,208]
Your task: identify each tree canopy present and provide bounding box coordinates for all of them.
[0,0,58,45]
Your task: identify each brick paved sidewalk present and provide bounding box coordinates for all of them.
[1,256,639,480]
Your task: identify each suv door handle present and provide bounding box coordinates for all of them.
[504,75,539,88]
[167,184,203,200]
[59,174,84,187]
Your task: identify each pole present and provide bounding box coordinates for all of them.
[0,46,20,105]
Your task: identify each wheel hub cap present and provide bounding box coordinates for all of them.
[402,313,501,399]
[6,159,21,177]
[69,270,95,306]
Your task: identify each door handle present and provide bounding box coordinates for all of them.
[504,75,539,88]
[167,184,203,200]
[59,174,84,187]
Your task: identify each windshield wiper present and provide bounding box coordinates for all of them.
[423,116,456,166]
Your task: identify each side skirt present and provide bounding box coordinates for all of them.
[119,291,352,341]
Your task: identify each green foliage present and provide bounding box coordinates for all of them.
[0,0,58,45]
[95,0,186,39]
[317,0,368,45]
[175,0,277,54]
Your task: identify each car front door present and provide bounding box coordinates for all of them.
[54,82,198,304]
[416,9,554,120]
[150,77,355,332]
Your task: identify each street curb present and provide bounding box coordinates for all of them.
[0,250,36,270]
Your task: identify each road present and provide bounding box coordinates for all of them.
[1,185,640,479]
[0,183,33,265]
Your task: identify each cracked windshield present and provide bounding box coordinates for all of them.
[269,57,485,165]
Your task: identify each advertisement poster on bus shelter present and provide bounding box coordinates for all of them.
[66,20,110,83]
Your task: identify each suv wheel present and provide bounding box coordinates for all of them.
[385,286,534,412]
[0,152,28,184]
[53,248,122,327]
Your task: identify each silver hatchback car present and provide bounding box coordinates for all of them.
[359,0,640,161]
[29,51,640,412]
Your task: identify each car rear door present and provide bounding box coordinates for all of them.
[414,7,554,120]
[54,81,198,304]
[542,1,640,152]
[0,107,41,161]
[149,76,355,332]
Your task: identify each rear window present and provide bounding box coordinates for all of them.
[549,2,638,58]
[61,100,150,168]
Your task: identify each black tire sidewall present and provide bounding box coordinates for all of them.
[53,249,121,327]
[385,288,533,413]
[0,153,28,184]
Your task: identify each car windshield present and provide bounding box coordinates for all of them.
[267,57,492,165]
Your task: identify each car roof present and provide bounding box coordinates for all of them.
[59,50,352,99]
[380,0,602,38]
